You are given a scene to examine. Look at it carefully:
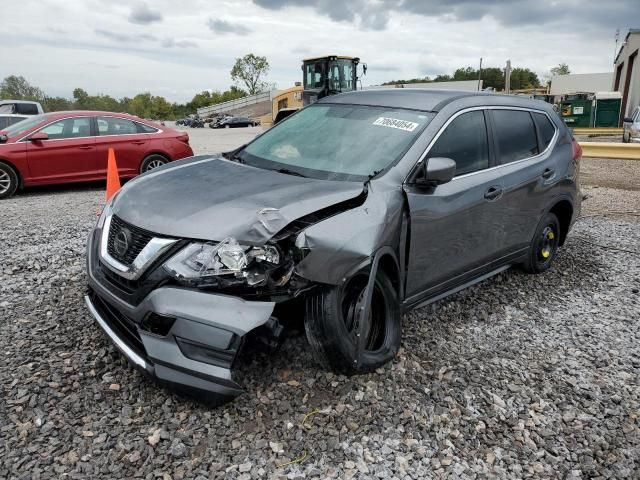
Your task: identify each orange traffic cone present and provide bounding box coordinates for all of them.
[106,148,121,201]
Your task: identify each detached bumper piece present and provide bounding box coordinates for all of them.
[85,289,248,405]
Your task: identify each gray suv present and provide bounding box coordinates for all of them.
[85,89,582,404]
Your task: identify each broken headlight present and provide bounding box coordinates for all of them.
[163,237,280,281]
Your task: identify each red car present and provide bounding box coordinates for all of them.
[0,111,194,198]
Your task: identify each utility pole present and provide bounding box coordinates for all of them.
[477,57,483,91]
[504,59,511,94]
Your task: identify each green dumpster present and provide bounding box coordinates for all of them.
[561,98,593,128]
[594,98,621,128]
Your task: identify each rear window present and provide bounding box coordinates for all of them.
[97,117,138,136]
[136,122,159,133]
[492,110,539,164]
[15,103,39,115]
[532,112,556,151]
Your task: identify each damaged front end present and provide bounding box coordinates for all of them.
[85,178,375,404]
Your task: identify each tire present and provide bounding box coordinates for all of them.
[140,154,169,174]
[0,162,19,199]
[225,124,230,129]
[622,132,631,143]
[522,212,561,274]
[304,268,401,374]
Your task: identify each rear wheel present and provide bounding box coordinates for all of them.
[304,269,401,374]
[0,162,19,199]
[523,212,561,273]
[140,154,169,174]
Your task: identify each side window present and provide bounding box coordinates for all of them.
[532,112,556,151]
[97,117,138,136]
[136,122,159,133]
[428,110,489,176]
[492,110,539,164]
[634,108,640,122]
[39,117,91,139]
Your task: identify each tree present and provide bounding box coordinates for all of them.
[550,63,571,76]
[510,68,541,90]
[230,54,270,95]
[0,75,45,101]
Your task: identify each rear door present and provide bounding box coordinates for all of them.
[403,109,506,301]
[487,108,558,252]
[94,116,148,177]
[26,116,97,183]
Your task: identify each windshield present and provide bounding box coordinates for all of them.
[304,61,325,89]
[328,59,355,91]
[2,114,46,137]
[0,104,16,114]
[241,104,433,181]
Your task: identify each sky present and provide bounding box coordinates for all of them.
[0,0,636,103]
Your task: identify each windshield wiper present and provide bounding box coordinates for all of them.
[273,168,307,178]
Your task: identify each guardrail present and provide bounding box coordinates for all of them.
[197,91,273,117]
[579,142,640,160]
[573,128,623,135]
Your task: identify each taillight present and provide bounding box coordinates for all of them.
[571,138,582,161]
[178,133,190,144]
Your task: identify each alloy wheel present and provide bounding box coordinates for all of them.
[145,159,166,171]
[0,170,11,195]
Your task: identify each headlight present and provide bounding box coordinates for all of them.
[164,237,280,280]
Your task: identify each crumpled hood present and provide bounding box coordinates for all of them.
[112,156,364,243]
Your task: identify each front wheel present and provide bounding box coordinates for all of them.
[522,212,561,274]
[0,162,19,199]
[304,269,401,375]
[140,154,169,174]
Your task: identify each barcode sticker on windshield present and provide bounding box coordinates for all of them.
[372,117,419,132]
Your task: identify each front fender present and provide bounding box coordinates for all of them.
[294,183,404,285]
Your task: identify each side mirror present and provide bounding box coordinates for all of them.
[623,117,634,123]
[0,134,7,144]
[29,132,49,141]
[414,157,456,186]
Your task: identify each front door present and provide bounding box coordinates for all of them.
[26,116,97,183]
[403,109,506,301]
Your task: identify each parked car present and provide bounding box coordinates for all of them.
[0,111,193,198]
[190,118,205,128]
[0,114,28,130]
[210,116,256,128]
[85,89,581,404]
[0,100,44,115]
[622,106,640,143]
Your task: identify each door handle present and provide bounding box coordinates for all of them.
[484,186,503,201]
[131,141,145,145]
[542,168,555,179]
[78,146,93,150]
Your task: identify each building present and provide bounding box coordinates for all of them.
[366,80,484,92]
[549,72,613,96]
[613,29,640,124]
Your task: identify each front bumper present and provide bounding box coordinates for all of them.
[85,227,275,403]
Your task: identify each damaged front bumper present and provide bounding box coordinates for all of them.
[85,229,275,403]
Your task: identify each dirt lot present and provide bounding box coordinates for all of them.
[1,130,639,479]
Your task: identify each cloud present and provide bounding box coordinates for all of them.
[161,38,198,48]
[128,3,163,25]
[253,0,635,33]
[207,19,251,35]
[252,0,393,30]
[95,28,157,43]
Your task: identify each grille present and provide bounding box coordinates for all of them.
[90,290,146,358]
[99,260,139,294]
[107,215,154,266]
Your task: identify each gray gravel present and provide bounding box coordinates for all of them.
[1,183,640,479]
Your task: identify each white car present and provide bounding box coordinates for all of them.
[0,100,44,115]
[0,114,28,130]
[622,106,640,143]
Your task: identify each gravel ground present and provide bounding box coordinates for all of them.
[1,155,639,478]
